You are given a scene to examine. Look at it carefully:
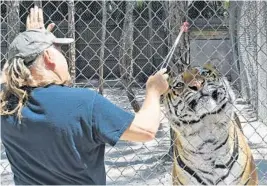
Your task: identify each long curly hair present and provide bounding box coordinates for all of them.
[0,56,70,122]
[0,57,33,121]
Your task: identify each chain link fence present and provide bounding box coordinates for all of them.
[1,0,267,185]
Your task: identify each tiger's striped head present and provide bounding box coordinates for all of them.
[163,63,236,133]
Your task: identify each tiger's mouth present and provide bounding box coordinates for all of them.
[188,89,219,111]
[178,101,228,125]
[188,95,229,120]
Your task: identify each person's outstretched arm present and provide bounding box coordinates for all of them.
[120,68,169,142]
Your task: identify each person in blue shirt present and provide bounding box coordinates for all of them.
[1,6,169,185]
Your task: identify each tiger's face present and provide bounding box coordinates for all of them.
[163,64,236,132]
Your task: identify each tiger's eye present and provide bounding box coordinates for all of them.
[202,71,208,76]
[175,82,184,88]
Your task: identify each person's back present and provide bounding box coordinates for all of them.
[2,85,135,184]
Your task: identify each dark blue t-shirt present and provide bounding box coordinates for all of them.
[1,85,134,185]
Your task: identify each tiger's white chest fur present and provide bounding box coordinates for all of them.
[168,97,243,184]
[176,119,229,155]
[172,117,248,185]
[172,112,232,164]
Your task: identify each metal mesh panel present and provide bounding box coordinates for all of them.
[1,1,266,185]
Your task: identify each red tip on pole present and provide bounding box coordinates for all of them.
[182,21,189,33]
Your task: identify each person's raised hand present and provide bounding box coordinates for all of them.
[26,6,55,32]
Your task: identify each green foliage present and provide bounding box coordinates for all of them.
[223,0,230,9]
[136,0,143,9]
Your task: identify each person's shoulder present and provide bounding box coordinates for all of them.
[63,85,96,94]
[55,85,97,98]
[40,85,98,103]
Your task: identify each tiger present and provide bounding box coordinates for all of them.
[163,64,258,185]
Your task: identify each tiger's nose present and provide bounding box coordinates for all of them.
[188,80,202,91]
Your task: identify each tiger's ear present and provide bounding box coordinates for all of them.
[203,63,220,76]
[203,63,215,71]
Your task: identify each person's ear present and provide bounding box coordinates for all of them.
[43,49,56,70]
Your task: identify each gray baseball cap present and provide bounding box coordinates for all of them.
[8,29,74,65]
